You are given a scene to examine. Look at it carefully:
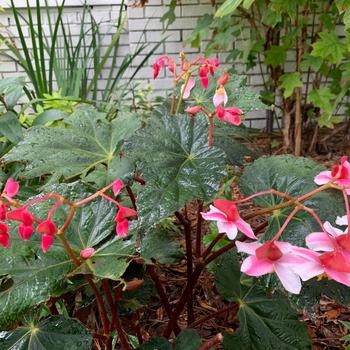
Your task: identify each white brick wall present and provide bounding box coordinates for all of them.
[0,0,268,127]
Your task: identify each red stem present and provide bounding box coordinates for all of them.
[202,233,225,259]
[272,207,299,241]
[196,200,203,257]
[126,185,137,211]
[208,116,214,147]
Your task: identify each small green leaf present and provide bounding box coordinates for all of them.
[279,72,303,98]
[0,111,23,144]
[215,0,243,17]
[175,329,202,350]
[311,32,346,63]
[33,109,70,126]
[0,316,92,350]
[0,77,25,108]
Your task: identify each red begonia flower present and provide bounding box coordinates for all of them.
[3,178,19,198]
[0,222,10,248]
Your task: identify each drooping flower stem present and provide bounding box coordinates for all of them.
[175,72,191,115]
[343,190,350,234]
[126,185,137,211]
[175,210,194,325]
[272,207,299,241]
[208,116,214,146]
[202,232,225,259]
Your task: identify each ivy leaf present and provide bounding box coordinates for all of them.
[279,72,303,98]
[215,0,243,17]
[264,45,287,68]
[132,112,226,227]
[0,111,23,144]
[0,316,92,349]
[4,105,141,180]
[216,252,311,350]
[311,32,346,63]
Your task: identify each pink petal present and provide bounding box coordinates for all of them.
[336,215,348,226]
[0,233,10,248]
[80,247,96,259]
[18,224,33,240]
[274,264,302,294]
[236,241,261,255]
[222,112,241,126]
[182,76,195,99]
[200,76,209,89]
[201,205,227,221]
[235,217,256,239]
[112,179,124,196]
[325,268,350,286]
[241,255,274,276]
[3,178,19,198]
[116,219,129,237]
[217,221,237,240]
[305,232,335,251]
[337,179,350,186]
[213,87,228,107]
[278,253,310,265]
[292,261,324,281]
[314,171,332,185]
[42,234,55,253]
[324,221,344,237]
[273,241,293,254]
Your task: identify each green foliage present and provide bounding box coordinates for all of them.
[0,315,92,350]
[264,45,287,69]
[215,0,244,17]
[138,337,172,350]
[4,106,140,181]
[141,228,184,264]
[0,77,25,109]
[175,329,202,349]
[132,111,226,227]
[215,252,311,350]
[0,111,23,144]
[279,72,303,98]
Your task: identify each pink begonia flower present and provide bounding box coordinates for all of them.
[213,86,228,107]
[185,106,203,116]
[314,156,350,194]
[201,199,256,240]
[153,55,176,79]
[37,219,57,252]
[199,65,209,89]
[3,178,19,198]
[7,208,34,241]
[80,247,96,259]
[292,247,350,287]
[181,76,196,99]
[0,203,7,221]
[115,205,137,238]
[0,222,10,248]
[236,240,310,294]
[216,105,242,126]
[113,179,124,196]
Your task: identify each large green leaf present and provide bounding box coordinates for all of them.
[0,316,92,350]
[279,72,303,98]
[215,252,311,350]
[141,228,183,264]
[311,31,345,64]
[3,106,140,180]
[133,112,226,227]
[0,234,73,328]
[175,329,202,350]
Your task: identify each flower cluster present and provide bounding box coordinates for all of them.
[153,54,243,127]
[201,157,350,294]
[0,178,137,253]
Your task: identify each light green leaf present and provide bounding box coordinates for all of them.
[279,72,303,98]
[311,32,346,63]
[215,0,243,17]
[4,106,141,180]
[0,316,92,350]
[33,109,70,126]
[308,87,335,114]
[243,0,255,9]
[133,112,226,227]
[0,111,23,144]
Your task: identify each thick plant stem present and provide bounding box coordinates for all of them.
[208,116,214,146]
[196,200,203,257]
[175,211,194,325]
